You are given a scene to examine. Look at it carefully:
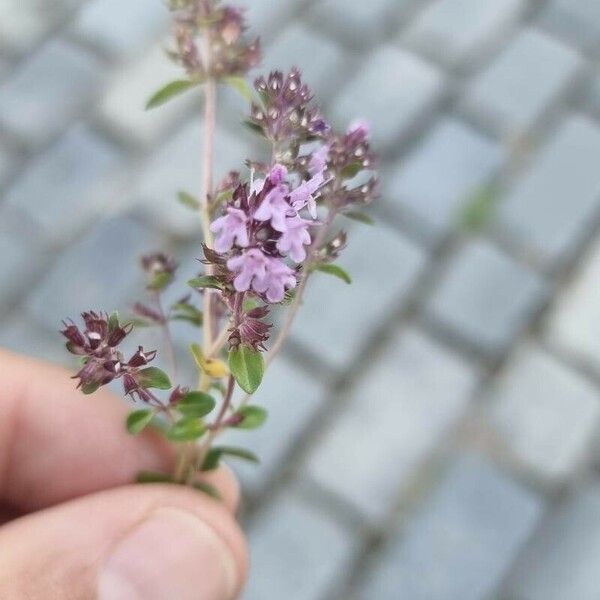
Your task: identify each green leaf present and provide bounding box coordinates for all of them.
[136,470,174,484]
[192,481,221,500]
[126,409,154,434]
[166,417,207,442]
[177,391,216,418]
[202,445,260,471]
[107,310,120,334]
[242,119,266,137]
[145,79,200,110]
[188,276,224,290]
[138,366,172,390]
[343,210,374,225]
[147,271,173,291]
[222,76,253,101]
[228,346,264,394]
[177,190,200,210]
[242,297,261,311]
[171,302,203,327]
[234,405,268,429]
[279,288,296,306]
[80,381,100,395]
[340,161,363,179]
[314,263,352,284]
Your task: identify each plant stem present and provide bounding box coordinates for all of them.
[199,19,217,388]
[154,292,177,380]
[192,373,236,473]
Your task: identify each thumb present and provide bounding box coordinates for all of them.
[0,484,248,600]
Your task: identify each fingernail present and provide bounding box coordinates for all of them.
[98,508,238,600]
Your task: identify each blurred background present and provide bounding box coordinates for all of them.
[2,0,600,598]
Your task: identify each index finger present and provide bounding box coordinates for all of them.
[0,349,238,513]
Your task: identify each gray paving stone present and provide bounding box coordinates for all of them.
[384,118,504,243]
[486,343,600,481]
[361,454,542,600]
[0,39,101,147]
[546,234,600,372]
[305,328,476,521]
[244,493,356,600]
[425,240,548,357]
[0,0,81,55]
[330,45,444,149]
[498,116,600,269]
[26,217,158,331]
[264,24,348,101]
[0,315,65,364]
[220,358,325,496]
[99,39,198,146]
[308,0,409,45]
[540,0,600,53]
[405,0,523,67]
[504,485,600,600]
[135,118,255,237]
[4,125,124,245]
[0,143,15,189]
[72,0,167,58]
[463,28,580,137]
[291,223,426,370]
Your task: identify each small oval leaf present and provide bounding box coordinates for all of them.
[166,417,207,442]
[201,445,260,471]
[222,76,253,101]
[177,190,200,210]
[233,405,268,429]
[136,470,173,484]
[177,391,216,418]
[314,263,352,284]
[138,366,172,390]
[188,275,224,290]
[126,409,154,434]
[343,210,374,225]
[145,79,200,110]
[228,346,264,394]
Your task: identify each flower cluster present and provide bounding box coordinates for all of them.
[248,69,329,143]
[170,0,260,79]
[210,154,328,304]
[59,0,380,500]
[61,312,158,399]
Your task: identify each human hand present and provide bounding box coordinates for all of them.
[0,349,248,599]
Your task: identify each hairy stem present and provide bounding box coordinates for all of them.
[198,22,217,389]
[192,373,236,474]
[154,292,177,380]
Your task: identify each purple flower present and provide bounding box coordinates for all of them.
[347,119,370,139]
[253,257,297,303]
[289,170,325,219]
[309,144,329,176]
[227,248,270,293]
[227,249,296,302]
[210,207,250,252]
[269,163,288,185]
[254,184,291,232]
[276,215,312,263]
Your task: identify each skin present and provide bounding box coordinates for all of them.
[0,349,248,599]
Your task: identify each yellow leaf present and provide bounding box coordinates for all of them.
[203,358,229,378]
[189,343,228,378]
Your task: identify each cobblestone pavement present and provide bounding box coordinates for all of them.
[2,0,600,598]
